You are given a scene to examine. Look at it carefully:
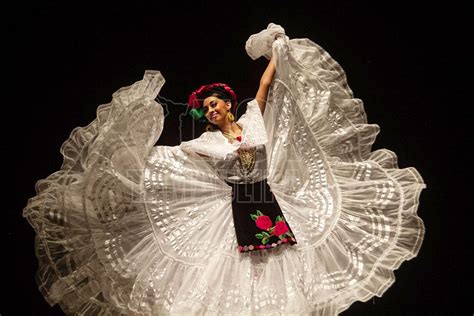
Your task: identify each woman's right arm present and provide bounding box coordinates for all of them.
[255,55,276,115]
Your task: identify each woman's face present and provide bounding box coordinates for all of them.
[203,96,231,124]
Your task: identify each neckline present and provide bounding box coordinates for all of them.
[221,122,243,145]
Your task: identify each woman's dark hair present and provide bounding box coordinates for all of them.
[200,86,234,107]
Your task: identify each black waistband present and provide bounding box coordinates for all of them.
[225,178,268,187]
[225,177,275,203]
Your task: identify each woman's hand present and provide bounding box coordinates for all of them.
[245,23,285,60]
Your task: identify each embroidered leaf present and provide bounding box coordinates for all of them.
[279,235,284,240]
[286,231,294,237]
[276,215,283,222]
[262,237,268,245]
[255,233,263,239]
[256,210,263,216]
[262,231,270,238]
[250,214,258,221]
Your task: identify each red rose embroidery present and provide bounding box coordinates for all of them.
[251,211,295,246]
[255,215,272,230]
[273,221,289,236]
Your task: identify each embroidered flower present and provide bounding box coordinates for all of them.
[251,210,273,244]
[251,210,296,245]
[255,215,272,230]
[273,220,289,236]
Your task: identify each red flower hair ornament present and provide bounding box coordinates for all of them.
[187,83,237,122]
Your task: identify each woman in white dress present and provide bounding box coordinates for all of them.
[23,23,426,315]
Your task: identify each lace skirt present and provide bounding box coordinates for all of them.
[226,178,297,253]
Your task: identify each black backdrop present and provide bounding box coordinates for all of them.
[7,1,471,315]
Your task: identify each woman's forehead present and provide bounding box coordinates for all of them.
[203,96,220,107]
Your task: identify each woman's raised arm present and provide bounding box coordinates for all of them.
[255,55,276,114]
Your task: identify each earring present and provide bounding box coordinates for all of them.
[227,111,235,122]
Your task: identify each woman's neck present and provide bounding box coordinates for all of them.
[218,121,241,135]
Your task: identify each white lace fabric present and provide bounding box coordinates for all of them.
[23,23,426,315]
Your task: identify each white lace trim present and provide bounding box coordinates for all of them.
[179,99,268,159]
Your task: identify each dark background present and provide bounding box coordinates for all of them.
[7,1,471,315]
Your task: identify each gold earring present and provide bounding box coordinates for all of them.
[227,111,235,122]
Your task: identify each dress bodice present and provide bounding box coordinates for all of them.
[179,98,269,184]
[209,144,268,184]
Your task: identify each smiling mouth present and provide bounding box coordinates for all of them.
[210,113,218,120]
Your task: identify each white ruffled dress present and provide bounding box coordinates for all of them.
[23,23,426,315]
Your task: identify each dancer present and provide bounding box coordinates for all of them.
[24,23,426,315]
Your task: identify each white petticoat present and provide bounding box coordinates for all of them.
[23,23,426,315]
